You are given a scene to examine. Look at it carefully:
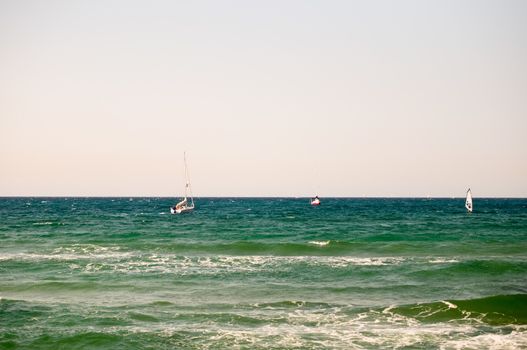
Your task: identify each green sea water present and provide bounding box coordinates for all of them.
[1,197,526,349]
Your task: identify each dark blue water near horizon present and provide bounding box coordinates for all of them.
[1,197,526,349]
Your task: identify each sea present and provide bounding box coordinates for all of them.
[1,197,526,349]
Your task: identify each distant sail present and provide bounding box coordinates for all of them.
[170,152,195,214]
[465,188,473,213]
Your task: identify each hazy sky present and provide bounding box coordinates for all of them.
[1,0,526,197]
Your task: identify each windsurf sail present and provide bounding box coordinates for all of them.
[465,188,473,213]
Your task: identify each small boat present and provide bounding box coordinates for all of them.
[171,152,195,214]
[465,188,473,213]
[310,196,321,206]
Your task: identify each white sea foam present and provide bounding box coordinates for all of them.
[0,249,415,274]
[429,258,459,264]
[130,322,526,349]
[125,308,527,350]
[6,298,521,350]
[308,240,330,246]
[0,245,130,262]
[72,255,409,276]
[0,251,495,281]
[441,300,458,309]
[382,305,396,314]
[321,256,405,267]
[440,328,527,350]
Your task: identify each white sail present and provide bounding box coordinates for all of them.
[183,152,194,210]
[465,188,473,212]
[175,197,187,207]
[171,152,194,214]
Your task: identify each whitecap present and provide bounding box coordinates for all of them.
[440,300,458,309]
[308,240,330,246]
[429,258,459,264]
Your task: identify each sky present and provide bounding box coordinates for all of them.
[1,0,526,197]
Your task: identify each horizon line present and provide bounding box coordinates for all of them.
[1,195,526,199]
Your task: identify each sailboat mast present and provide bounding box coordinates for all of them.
[184,152,194,207]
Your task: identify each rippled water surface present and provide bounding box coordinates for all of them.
[1,197,526,349]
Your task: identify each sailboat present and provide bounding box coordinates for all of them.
[170,152,195,214]
[465,188,473,213]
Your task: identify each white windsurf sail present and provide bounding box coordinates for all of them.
[465,188,473,213]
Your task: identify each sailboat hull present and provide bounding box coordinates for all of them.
[171,206,194,214]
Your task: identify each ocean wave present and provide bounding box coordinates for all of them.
[390,294,527,325]
[5,321,525,350]
[0,245,131,262]
[156,241,365,256]
[2,296,527,349]
[426,259,527,276]
[429,258,459,264]
[3,249,524,282]
[0,251,409,276]
[68,255,408,275]
[250,300,336,310]
[308,240,330,246]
